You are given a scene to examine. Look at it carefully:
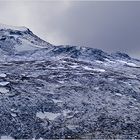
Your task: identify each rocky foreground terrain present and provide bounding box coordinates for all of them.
[0,24,140,139]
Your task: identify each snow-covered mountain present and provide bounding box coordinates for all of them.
[0,24,140,139]
[0,24,52,54]
[0,23,136,62]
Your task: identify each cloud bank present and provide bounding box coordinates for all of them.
[0,1,140,58]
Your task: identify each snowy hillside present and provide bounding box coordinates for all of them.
[0,23,52,54]
[0,24,140,139]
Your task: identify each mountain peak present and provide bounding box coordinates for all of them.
[0,23,28,32]
[0,23,52,54]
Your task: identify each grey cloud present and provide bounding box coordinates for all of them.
[0,1,140,58]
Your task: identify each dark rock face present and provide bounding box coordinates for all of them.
[0,25,140,139]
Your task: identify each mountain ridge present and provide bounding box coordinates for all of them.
[0,24,136,63]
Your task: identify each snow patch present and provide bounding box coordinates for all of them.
[115,93,122,97]
[36,112,60,120]
[117,60,127,64]
[0,87,9,94]
[83,66,94,71]
[0,73,7,78]
[94,87,99,90]
[52,99,63,104]
[83,66,105,72]
[93,68,105,72]
[117,60,137,67]
[0,136,14,140]
[0,82,9,86]
[70,65,78,68]
[105,58,115,64]
[11,113,17,117]
[95,60,103,64]
[15,38,41,52]
[58,81,65,84]
[126,63,137,67]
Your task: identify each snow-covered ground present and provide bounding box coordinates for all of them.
[0,24,139,139]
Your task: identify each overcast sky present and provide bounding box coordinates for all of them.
[0,1,140,58]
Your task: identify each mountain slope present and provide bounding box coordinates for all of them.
[0,24,52,54]
[0,24,139,139]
